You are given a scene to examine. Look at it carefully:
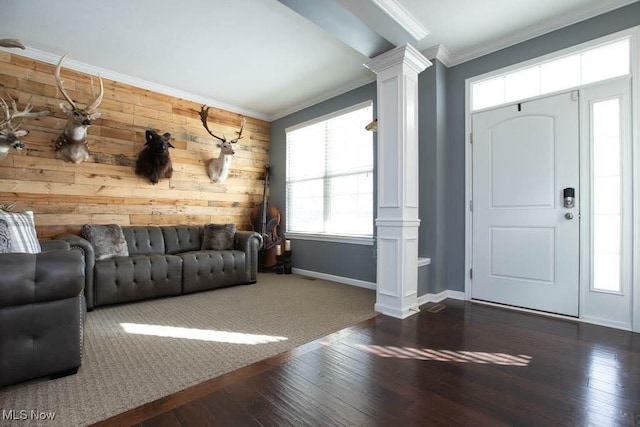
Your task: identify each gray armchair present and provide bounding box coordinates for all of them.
[0,241,86,387]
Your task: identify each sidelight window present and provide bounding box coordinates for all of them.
[591,98,622,293]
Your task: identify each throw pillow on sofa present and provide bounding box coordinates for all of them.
[202,223,236,250]
[81,224,129,260]
[0,210,41,253]
[0,219,12,253]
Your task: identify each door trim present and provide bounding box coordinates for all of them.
[631,27,640,332]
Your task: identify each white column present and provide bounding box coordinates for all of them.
[365,44,431,319]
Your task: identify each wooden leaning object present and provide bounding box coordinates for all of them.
[250,166,283,270]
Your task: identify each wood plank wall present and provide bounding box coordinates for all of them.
[0,51,270,239]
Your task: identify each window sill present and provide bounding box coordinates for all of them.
[285,232,374,246]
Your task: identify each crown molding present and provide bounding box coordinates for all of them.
[365,44,432,75]
[267,74,376,122]
[421,44,453,67]
[445,0,639,66]
[3,47,270,121]
[369,0,428,41]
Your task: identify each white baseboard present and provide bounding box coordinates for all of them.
[291,268,377,290]
[417,289,466,306]
[374,302,420,319]
[288,268,466,304]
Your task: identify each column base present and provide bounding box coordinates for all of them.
[374,302,420,319]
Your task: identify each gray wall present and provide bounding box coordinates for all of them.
[269,82,377,283]
[418,59,448,296]
[445,2,640,292]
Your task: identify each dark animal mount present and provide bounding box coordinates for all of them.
[135,130,174,184]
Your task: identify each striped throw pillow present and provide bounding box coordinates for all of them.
[0,210,41,254]
[0,219,11,253]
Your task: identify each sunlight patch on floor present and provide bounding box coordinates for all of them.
[355,344,532,366]
[120,323,288,344]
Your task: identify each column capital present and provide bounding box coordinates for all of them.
[365,44,432,75]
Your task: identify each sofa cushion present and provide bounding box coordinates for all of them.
[202,223,236,250]
[122,226,165,255]
[162,226,202,254]
[0,210,41,254]
[94,254,182,306]
[180,250,246,294]
[81,224,129,260]
[0,219,11,253]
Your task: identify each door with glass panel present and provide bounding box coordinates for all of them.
[472,91,580,316]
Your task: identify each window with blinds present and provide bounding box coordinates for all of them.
[286,102,374,239]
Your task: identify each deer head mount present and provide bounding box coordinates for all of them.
[135,130,174,184]
[199,105,245,183]
[0,96,50,160]
[54,55,104,164]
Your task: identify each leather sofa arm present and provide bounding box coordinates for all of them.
[55,234,96,310]
[234,231,263,282]
[0,250,84,308]
[40,239,71,252]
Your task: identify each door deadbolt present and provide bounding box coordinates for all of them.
[565,212,574,220]
[563,187,575,208]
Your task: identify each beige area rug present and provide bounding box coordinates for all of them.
[0,273,376,426]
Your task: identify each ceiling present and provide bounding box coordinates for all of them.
[0,0,636,121]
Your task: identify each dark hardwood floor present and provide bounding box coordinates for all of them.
[93,300,640,427]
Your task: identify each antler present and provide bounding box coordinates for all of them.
[55,55,78,110]
[199,105,227,143]
[0,39,25,49]
[199,105,246,144]
[86,74,104,113]
[230,117,246,143]
[55,54,104,112]
[0,96,49,131]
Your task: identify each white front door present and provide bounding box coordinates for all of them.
[472,91,580,316]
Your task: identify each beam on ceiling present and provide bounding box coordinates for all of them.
[276,0,395,58]
[336,0,428,47]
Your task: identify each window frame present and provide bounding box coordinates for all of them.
[284,101,375,246]
[470,34,632,113]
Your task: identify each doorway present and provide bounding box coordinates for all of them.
[470,78,633,328]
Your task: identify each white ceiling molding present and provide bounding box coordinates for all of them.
[365,44,432,74]
[444,0,639,67]
[5,47,269,121]
[421,44,453,68]
[336,0,429,47]
[369,0,429,41]
[267,74,376,122]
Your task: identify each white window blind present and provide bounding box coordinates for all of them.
[286,102,373,238]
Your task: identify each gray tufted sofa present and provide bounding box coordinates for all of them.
[57,225,262,310]
[0,241,86,387]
